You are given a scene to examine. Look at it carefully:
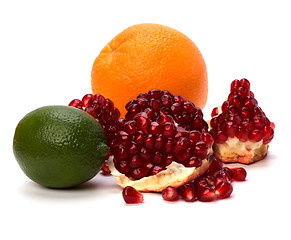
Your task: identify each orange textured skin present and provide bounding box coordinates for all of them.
[91,23,208,118]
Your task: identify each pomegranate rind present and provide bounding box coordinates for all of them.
[108,156,210,192]
[212,137,268,164]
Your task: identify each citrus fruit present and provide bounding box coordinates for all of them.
[91,23,208,118]
[13,105,109,188]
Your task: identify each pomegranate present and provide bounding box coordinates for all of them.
[209,78,275,164]
[108,89,213,192]
[69,93,121,174]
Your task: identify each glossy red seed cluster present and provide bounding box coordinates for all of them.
[210,79,274,144]
[111,89,213,180]
[69,94,121,144]
[69,94,121,175]
[162,157,246,202]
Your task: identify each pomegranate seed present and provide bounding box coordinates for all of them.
[122,186,144,204]
[214,167,234,182]
[147,122,161,135]
[240,78,250,90]
[263,125,274,144]
[237,86,249,98]
[244,96,258,109]
[148,89,161,99]
[137,92,149,99]
[230,79,240,92]
[189,130,202,145]
[173,137,189,155]
[211,107,219,117]
[101,160,111,176]
[236,127,249,142]
[213,131,228,144]
[231,168,247,181]
[134,112,150,130]
[129,155,144,168]
[162,122,177,138]
[162,186,179,201]
[131,167,149,180]
[249,128,264,142]
[178,183,196,202]
[161,94,173,107]
[173,95,185,104]
[215,180,233,199]
[221,101,229,113]
[154,134,164,150]
[156,114,174,125]
[207,157,223,174]
[150,165,165,175]
[196,186,217,202]
[115,131,130,146]
[69,99,83,108]
[153,152,163,165]
[136,97,149,109]
[122,121,138,135]
[80,94,93,107]
[183,101,196,114]
[194,141,209,159]
[186,156,202,167]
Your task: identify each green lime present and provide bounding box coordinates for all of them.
[13,105,109,188]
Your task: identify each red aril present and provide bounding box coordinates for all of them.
[231,168,247,181]
[122,186,144,204]
[162,186,179,201]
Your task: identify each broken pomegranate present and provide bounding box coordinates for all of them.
[108,89,213,192]
[122,186,144,204]
[69,93,121,174]
[209,78,274,164]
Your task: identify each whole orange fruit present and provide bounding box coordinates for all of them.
[91,23,207,118]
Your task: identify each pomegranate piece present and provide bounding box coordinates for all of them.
[162,186,179,201]
[69,93,121,175]
[210,78,274,144]
[110,89,212,181]
[69,93,120,144]
[209,78,274,164]
[122,186,144,204]
[231,168,247,181]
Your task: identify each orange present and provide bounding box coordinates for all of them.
[91,23,208,118]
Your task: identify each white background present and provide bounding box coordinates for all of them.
[1,1,290,239]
